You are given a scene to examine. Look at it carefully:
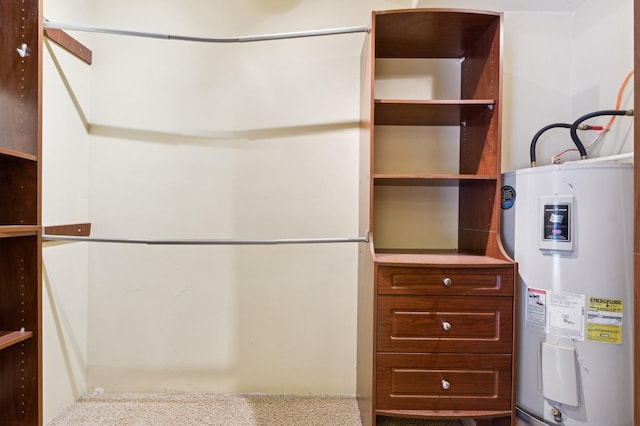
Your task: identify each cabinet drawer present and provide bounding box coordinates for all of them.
[377,295,513,353]
[376,353,512,411]
[378,266,513,296]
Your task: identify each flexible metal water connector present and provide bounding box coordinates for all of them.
[529,123,572,166]
[569,109,634,159]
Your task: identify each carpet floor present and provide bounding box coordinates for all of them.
[47,393,465,426]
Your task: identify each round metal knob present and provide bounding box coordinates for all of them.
[442,321,452,331]
[443,277,452,287]
[441,380,450,390]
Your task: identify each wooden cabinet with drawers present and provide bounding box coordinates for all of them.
[356,9,516,426]
[375,264,515,417]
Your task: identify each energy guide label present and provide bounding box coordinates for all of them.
[587,297,623,344]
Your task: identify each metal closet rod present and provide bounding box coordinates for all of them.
[43,21,370,43]
[42,232,370,245]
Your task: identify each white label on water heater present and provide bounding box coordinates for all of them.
[539,195,574,252]
[547,291,585,341]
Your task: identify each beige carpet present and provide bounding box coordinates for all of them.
[47,393,464,426]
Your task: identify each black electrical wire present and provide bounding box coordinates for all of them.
[569,109,633,159]
[529,123,572,166]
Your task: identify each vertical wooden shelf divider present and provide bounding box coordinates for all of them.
[0,0,90,423]
[357,9,516,426]
[0,0,43,424]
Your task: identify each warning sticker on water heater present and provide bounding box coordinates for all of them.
[587,297,623,344]
[525,287,547,331]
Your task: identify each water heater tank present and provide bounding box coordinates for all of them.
[501,162,633,426]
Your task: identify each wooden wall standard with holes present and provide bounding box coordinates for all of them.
[0,0,91,424]
[0,1,43,423]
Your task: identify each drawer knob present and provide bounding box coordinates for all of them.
[442,321,452,331]
[443,277,452,287]
[441,380,450,390]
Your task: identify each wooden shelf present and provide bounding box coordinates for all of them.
[0,147,38,162]
[374,9,501,59]
[374,250,513,266]
[374,174,497,186]
[0,226,39,238]
[0,330,34,351]
[374,99,494,126]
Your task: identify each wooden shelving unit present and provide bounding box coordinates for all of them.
[357,9,516,426]
[0,0,91,420]
[0,0,42,424]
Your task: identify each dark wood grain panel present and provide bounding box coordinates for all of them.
[458,179,499,256]
[460,15,501,101]
[0,0,40,156]
[0,0,41,422]
[374,100,494,126]
[459,10,501,177]
[0,236,38,338]
[44,27,92,64]
[374,174,496,187]
[460,108,498,175]
[0,341,39,424]
[0,236,39,425]
[43,223,91,236]
[374,10,501,59]
[378,265,513,296]
[457,12,502,259]
[0,331,33,351]
[376,353,512,411]
[376,410,512,421]
[0,156,38,226]
[377,295,512,353]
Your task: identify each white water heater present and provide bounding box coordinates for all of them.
[501,162,634,426]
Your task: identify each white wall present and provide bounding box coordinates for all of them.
[502,0,634,169]
[42,0,91,423]
[502,12,574,169]
[570,0,634,160]
[85,0,377,394]
[41,0,633,419]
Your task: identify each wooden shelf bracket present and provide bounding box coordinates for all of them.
[43,223,92,236]
[43,20,93,65]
